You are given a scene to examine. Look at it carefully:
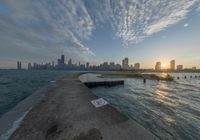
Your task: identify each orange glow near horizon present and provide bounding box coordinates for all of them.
[161,63,167,69]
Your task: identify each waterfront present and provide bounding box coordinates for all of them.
[1,0,200,139]
[0,71,199,140]
[2,71,156,140]
[80,73,200,140]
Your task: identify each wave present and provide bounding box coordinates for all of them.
[0,109,30,140]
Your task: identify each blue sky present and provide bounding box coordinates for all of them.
[0,0,200,68]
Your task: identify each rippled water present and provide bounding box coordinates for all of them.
[0,70,66,118]
[80,73,200,140]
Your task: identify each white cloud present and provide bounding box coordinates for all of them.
[86,0,197,45]
[184,23,189,27]
[196,1,200,14]
[0,0,198,68]
[115,0,197,44]
[0,0,94,65]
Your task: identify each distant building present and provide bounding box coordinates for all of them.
[68,59,72,66]
[61,54,65,64]
[55,55,66,69]
[52,61,55,67]
[130,65,134,69]
[102,62,109,70]
[110,62,117,70]
[192,67,196,70]
[134,63,140,70]
[17,61,22,70]
[155,62,161,71]
[116,64,121,70]
[28,63,32,70]
[177,65,183,70]
[86,62,90,69]
[170,60,175,70]
[33,62,37,69]
[26,55,137,71]
[122,57,129,70]
[80,64,86,70]
[57,59,61,66]
[66,58,72,69]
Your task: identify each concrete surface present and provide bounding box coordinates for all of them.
[9,73,158,140]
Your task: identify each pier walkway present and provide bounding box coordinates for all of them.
[10,73,157,140]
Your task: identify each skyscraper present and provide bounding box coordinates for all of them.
[68,59,72,65]
[61,54,65,64]
[17,61,22,70]
[155,62,161,71]
[57,59,61,66]
[170,60,175,70]
[68,58,72,69]
[110,62,115,70]
[122,57,129,70]
[86,62,89,69]
[52,61,55,67]
[56,55,66,69]
[28,63,32,70]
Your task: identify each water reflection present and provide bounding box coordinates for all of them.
[83,73,200,140]
[164,115,176,126]
[154,82,177,107]
[154,82,177,126]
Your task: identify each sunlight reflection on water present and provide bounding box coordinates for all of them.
[80,73,200,140]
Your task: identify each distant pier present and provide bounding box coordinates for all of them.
[84,80,124,88]
[176,75,200,80]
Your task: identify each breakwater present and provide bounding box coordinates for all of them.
[84,80,124,88]
[8,73,157,140]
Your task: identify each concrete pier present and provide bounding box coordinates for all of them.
[9,73,157,140]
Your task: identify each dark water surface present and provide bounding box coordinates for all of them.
[0,70,66,118]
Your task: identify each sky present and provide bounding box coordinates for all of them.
[0,0,200,69]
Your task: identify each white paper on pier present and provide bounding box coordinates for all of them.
[91,98,109,108]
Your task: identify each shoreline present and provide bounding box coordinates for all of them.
[97,71,174,81]
[0,80,58,139]
[7,72,158,140]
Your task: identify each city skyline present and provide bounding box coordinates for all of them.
[16,54,198,71]
[2,54,200,70]
[0,1,200,69]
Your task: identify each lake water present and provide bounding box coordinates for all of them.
[0,70,66,118]
[0,71,199,140]
[80,73,200,140]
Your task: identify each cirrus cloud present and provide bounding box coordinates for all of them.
[85,0,198,45]
[0,0,94,66]
[0,0,198,68]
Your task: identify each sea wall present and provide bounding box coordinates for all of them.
[8,72,158,140]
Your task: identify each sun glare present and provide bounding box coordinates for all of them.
[162,64,166,69]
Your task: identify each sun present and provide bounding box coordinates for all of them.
[161,64,166,69]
